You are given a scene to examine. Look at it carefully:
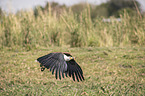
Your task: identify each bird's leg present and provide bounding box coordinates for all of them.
[40,64,45,71]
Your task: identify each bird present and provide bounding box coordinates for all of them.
[37,52,84,82]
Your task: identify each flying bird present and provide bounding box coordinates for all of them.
[37,52,84,82]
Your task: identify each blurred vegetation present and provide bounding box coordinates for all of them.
[0,8,3,18]
[91,0,140,18]
[34,0,141,18]
[0,0,145,50]
[0,1,145,95]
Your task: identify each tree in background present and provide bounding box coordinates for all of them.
[34,2,67,17]
[71,3,88,14]
[29,0,141,18]
[91,0,140,18]
[108,0,140,17]
[91,3,109,18]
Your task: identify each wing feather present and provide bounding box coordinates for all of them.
[37,53,67,80]
[72,72,75,81]
[55,66,58,79]
[52,67,56,75]
[66,60,84,82]
[37,53,53,62]
[74,71,79,82]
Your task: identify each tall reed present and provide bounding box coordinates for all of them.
[0,6,144,50]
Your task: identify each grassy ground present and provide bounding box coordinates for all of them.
[0,47,145,95]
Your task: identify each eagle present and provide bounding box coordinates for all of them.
[37,52,84,82]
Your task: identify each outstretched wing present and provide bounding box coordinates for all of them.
[66,59,84,82]
[37,53,68,80]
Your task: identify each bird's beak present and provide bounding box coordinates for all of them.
[70,57,74,60]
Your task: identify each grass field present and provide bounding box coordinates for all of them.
[0,4,145,95]
[0,47,145,95]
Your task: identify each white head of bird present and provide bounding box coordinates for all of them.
[63,54,74,61]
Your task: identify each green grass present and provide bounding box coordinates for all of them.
[0,47,145,95]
